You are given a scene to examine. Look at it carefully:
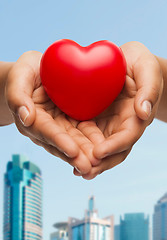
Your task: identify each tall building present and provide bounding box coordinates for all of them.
[3,154,43,240]
[153,193,167,240]
[114,225,120,240]
[69,196,114,240]
[120,213,149,240]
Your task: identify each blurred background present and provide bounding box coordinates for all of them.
[0,0,167,239]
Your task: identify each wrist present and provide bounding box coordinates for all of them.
[154,56,167,122]
[0,62,15,125]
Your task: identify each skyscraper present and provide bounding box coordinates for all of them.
[153,193,167,240]
[120,213,149,240]
[68,196,114,240]
[114,225,120,240]
[3,154,43,240]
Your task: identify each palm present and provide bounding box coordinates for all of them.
[75,74,146,176]
[30,76,103,174]
[95,79,137,137]
[94,73,147,142]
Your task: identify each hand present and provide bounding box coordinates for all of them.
[5,51,103,175]
[74,41,163,180]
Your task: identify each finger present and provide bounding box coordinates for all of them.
[30,136,69,161]
[82,150,130,180]
[77,120,105,165]
[73,168,82,176]
[134,57,163,120]
[103,115,120,138]
[67,118,105,165]
[77,120,105,144]
[6,51,43,127]
[29,111,80,159]
[15,109,85,161]
[30,136,92,175]
[72,151,92,174]
[65,121,101,166]
[93,116,145,159]
[6,63,37,127]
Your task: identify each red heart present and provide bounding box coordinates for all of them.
[40,39,126,121]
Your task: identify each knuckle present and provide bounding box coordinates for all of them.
[79,141,92,150]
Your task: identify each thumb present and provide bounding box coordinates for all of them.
[134,58,163,120]
[6,63,36,127]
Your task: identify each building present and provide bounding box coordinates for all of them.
[153,193,167,240]
[120,213,149,240]
[69,196,114,240]
[51,196,114,240]
[50,222,68,240]
[114,225,120,240]
[3,154,43,240]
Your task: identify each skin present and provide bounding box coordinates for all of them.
[0,41,165,180]
[5,52,100,175]
[155,57,167,122]
[78,42,164,179]
[0,61,13,125]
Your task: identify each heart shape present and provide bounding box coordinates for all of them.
[40,39,126,121]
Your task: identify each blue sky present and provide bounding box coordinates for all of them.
[1,0,167,239]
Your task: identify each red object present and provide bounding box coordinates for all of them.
[40,39,126,121]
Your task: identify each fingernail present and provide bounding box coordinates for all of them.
[74,166,82,174]
[142,100,152,118]
[18,106,29,126]
[57,146,71,158]
[64,152,71,158]
[74,168,82,176]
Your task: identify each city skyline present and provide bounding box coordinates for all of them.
[2,153,167,240]
[50,195,154,240]
[51,196,114,240]
[1,1,167,239]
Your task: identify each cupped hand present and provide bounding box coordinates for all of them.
[5,42,163,180]
[74,41,163,180]
[5,51,103,175]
